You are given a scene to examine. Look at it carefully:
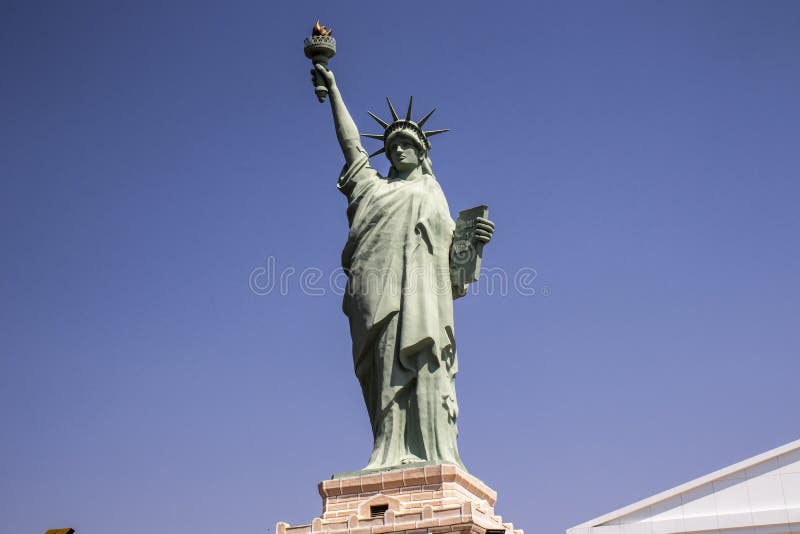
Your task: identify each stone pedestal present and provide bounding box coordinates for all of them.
[277,465,523,534]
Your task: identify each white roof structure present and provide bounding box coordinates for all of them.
[568,438,800,534]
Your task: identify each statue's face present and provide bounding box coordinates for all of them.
[389,137,421,171]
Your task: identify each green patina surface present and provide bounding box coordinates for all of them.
[308,41,495,473]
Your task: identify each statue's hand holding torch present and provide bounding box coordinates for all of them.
[304,21,336,103]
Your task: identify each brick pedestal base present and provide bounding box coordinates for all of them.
[277,465,523,534]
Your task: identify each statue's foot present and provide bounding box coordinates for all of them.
[363,454,425,470]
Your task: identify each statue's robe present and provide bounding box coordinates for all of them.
[338,151,464,469]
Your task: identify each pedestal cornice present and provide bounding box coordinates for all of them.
[277,465,522,534]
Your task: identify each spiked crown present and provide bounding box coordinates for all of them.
[362,97,449,160]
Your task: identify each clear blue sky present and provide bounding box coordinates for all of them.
[1,2,798,534]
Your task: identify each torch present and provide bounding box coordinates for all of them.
[303,21,337,103]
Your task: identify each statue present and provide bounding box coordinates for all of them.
[306,24,495,471]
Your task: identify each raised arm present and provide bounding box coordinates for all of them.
[313,64,363,167]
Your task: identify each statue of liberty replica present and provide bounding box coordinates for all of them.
[276,23,520,534]
[304,22,496,472]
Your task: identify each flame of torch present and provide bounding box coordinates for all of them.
[304,20,337,103]
[312,20,332,36]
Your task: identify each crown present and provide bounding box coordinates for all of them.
[362,97,450,160]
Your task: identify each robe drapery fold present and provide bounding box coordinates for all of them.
[338,151,464,469]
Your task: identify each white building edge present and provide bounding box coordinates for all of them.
[568,438,800,534]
